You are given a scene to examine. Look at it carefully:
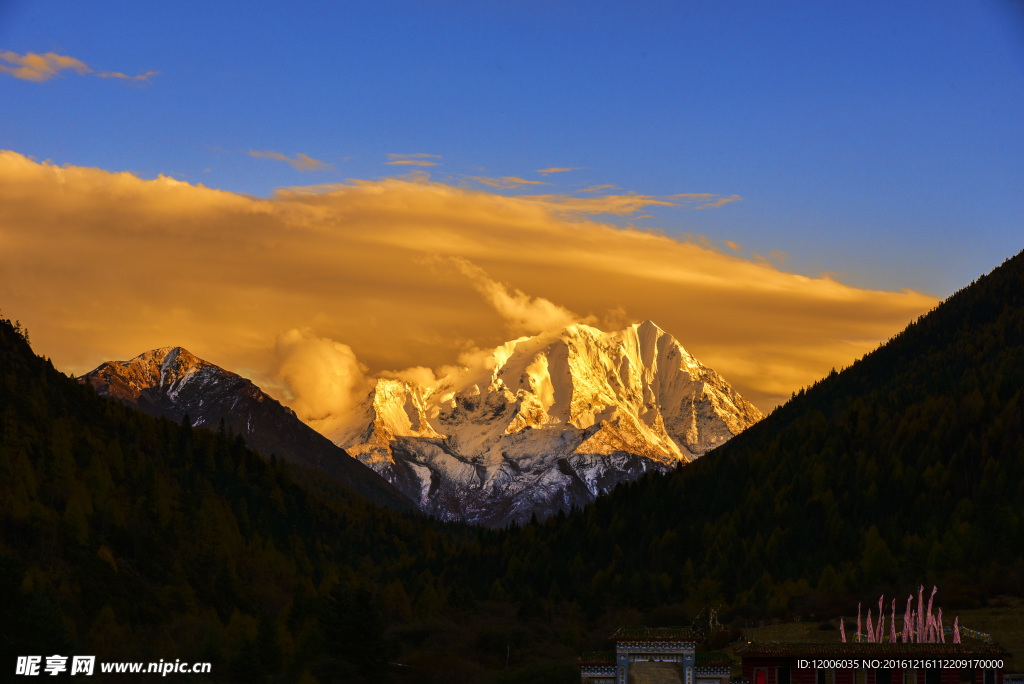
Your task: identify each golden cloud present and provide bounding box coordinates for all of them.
[387,153,441,167]
[536,167,579,175]
[0,50,158,84]
[249,150,331,171]
[447,256,589,335]
[471,176,549,189]
[518,192,678,216]
[97,69,160,84]
[0,50,90,81]
[696,194,743,209]
[0,150,939,412]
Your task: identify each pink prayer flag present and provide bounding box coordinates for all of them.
[890,599,897,643]
[867,610,875,643]
[903,595,913,643]
[953,617,960,644]
[877,596,885,642]
[857,603,862,643]
[918,585,925,643]
[841,618,847,643]
[925,586,937,642]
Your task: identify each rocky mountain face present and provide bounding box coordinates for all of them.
[314,321,763,527]
[80,347,413,511]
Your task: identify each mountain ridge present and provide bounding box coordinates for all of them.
[81,346,415,511]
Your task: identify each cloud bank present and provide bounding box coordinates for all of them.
[0,151,938,411]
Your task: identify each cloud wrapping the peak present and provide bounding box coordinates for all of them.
[448,257,589,336]
[274,328,369,421]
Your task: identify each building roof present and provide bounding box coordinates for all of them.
[611,626,699,642]
[736,642,1009,658]
[579,651,616,665]
[696,651,737,667]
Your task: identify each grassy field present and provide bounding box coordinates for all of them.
[724,596,1023,672]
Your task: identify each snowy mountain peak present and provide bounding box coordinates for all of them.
[84,346,229,404]
[321,321,763,526]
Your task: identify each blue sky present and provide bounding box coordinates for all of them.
[1,2,1023,410]
[2,0,1022,297]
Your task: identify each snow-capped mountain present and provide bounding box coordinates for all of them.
[315,321,763,527]
[80,347,413,511]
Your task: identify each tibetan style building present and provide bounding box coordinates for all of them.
[579,627,735,684]
[736,642,1009,684]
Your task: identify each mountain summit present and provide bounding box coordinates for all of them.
[317,321,763,526]
[81,346,413,510]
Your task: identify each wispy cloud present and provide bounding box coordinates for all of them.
[669,192,744,209]
[581,184,617,193]
[518,192,677,216]
[671,193,717,201]
[467,188,743,216]
[471,176,549,189]
[696,194,742,209]
[536,167,580,175]
[387,153,441,167]
[0,50,90,81]
[97,69,160,84]
[249,150,331,172]
[0,50,157,84]
[0,151,938,412]
[725,240,741,251]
